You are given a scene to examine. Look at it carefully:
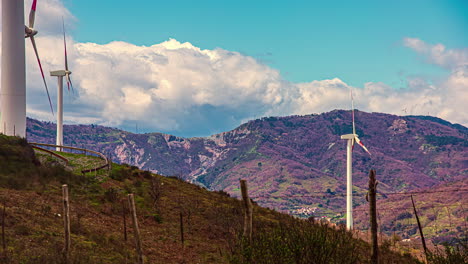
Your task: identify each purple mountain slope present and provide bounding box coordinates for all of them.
[26,110,467,239]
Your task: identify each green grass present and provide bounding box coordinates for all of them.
[0,135,437,263]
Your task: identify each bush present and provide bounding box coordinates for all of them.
[215,190,231,197]
[396,211,412,220]
[0,135,85,190]
[110,166,132,181]
[104,187,119,203]
[229,217,361,264]
[428,240,468,264]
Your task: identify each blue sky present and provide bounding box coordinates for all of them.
[4,0,466,137]
[65,0,467,87]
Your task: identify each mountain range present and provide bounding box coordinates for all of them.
[26,110,468,241]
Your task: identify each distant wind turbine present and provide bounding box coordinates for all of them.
[340,88,371,230]
[1,0,53,137]
[50,19,74,151]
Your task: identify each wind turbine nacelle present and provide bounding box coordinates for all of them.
[341,134,357,140]
[24,28,38,38]
[50,70,67,77]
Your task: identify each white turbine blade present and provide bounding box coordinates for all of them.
[66,75,71,92]
[62,18,74,93]
[66,74,74,93]
[355,136,371,155]
[29,0,38,28]
[62,18,69,71]
[30,36,54,115]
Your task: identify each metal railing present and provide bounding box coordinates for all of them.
[29,142,111,174]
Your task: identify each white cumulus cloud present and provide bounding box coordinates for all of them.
[403,37,468,70]
[0,1,467,137]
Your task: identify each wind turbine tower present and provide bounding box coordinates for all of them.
[1,0,26,137]
[341,89,371,229]
[50,70,66,151]
[50,21,73,151]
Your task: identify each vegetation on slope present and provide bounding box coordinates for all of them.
[25,111,468,244]
[0,135,83,190]
[0,135,457,263]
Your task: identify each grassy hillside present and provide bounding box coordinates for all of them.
[0,135,439,263]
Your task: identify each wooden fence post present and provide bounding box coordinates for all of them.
[107,151,112,172]
[62,184,71,263]
[180,211,184,247]
[122,201,127,242]
[2,204,6,259]
[240,179,253,242]
[368,170,378,264]
[411,195,428,261]
[128,194,144,264]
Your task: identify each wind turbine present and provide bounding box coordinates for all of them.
[340,88,371,230]
[50,20,74,151]
[1,0,53,137]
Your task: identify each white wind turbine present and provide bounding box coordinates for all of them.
[50,20,74,151]
[340,88,371,230]
[1,0,53,137]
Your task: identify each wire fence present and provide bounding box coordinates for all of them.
[249,188,468,198]
[249,189,468,243]
[26,142,468,248]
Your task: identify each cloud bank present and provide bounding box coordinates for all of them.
[1,1,467,137]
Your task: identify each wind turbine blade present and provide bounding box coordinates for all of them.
[62,18,69,71]
[69,76,74,92]
[351,88,356,135]
[62,19,74,93]
[355,136,371,155]
[66,76,70,92]
[29,0,38,28]
[66,74,74,93]
[30,36,54,115]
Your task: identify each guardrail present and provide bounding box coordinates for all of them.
[31,145,69,164]
[29,142,111,174]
